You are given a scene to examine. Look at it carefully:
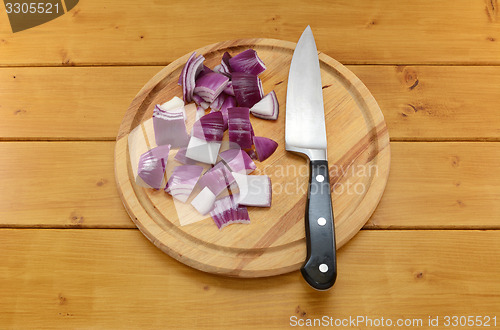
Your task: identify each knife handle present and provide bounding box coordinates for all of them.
[301,160,337,290]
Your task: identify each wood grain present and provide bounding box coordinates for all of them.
[0,142,129,228]
[2,66,500,140]
[114,39,390,277]
[1,229,499,329]
[1,0,499,66]
[0,142,497,229]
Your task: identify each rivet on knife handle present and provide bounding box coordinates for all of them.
[301,160,337,290]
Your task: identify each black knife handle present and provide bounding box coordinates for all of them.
[301,160,337,290]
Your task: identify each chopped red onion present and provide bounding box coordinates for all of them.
[185,136,221,164]
[253,136,278,162]
[210,194,250,230]
[232,172,272,207]
[228,107,253,149]
[219,149,256,174]
[192,94,210,110]
[210,92,226,111]
[220,51,232,75]
[153,105,189,148]
[246,149,258,161]
[174,148,199,165]
[194,72,229,103]
[195,106,206,121]
[181,53,205,103]
[223,80,234,96]
[220,95,236,130]
[250,90,279,120]
[197,162,234,196]
[138,145,171,189]
[229,49,266,76]
[197,65,213,80]
[165,165,204,203]
[192,111,224,142]
[231,72,264,108]
[191,187,216,215]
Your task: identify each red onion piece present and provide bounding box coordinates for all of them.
[229,49,266,76]
[220,95,236,131]
[174,148,199,165]
[192,94,210,110]
[223,80,234,96]
[210,92,226,111]
[220,51,232,75]
[250,90,279,120]
[181,53,205,103]
[153,105,189,148]
[194,72,229,103]
[192,111,225,142]
[185,136,221,164]
[165,165,204,203]
[231,72,264,108]
[197,65,213,80]
[228,107,253,149]
[197,162,234,196]
[138,145,171,189]
[210,194,250,230]
[232,172,272,207]
[219,149,256,174]
[253,136,278,162]
[191,187,216,215]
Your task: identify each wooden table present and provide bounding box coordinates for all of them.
[1,1,499,328]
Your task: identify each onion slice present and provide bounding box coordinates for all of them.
[253,136,278,162]
[153,105,189,148]
[232,172,272,207]
[219,149,256,174]
[229,49,266,76]
[137,145,171,189]
[231,72,264,108]
[165,165,204,203]
[192,111,225,143]
[197,162,234,196]
[250,90,279,120]
[174,148,198,165]
[185,136,221,164]
[220,51,232,75]
[191,187,216,215]
[228,107,253,149]
[220,95,236,131]
[181,53,205,103]
[210,194,250,230]
[193,72,229,103]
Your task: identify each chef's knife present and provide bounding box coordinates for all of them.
[285,26,337,290]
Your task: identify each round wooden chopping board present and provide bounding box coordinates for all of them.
[114,38,390,277]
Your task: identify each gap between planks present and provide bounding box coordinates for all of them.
[3,62,500,68]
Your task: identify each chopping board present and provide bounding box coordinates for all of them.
[114,38,390,277]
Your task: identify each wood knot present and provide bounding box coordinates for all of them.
[96,178,108,187]
[69,211,84,225]
[295,305,307,318]
[450,156,460,168]
[58,293,67,305]
[415,271,424,279]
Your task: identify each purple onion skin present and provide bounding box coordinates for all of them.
[192,111,225,142]
[253,136,278,162]
[231,72,264,108]
[229,49,266,76]
[227,107,253,149]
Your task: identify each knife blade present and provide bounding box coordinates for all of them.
[285,26,337,290]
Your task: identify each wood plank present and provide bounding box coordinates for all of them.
[368,142,500,228]
[0,142,498,229]
[1,229,499,329]
[2,66,499,140]
[0,142,130,228]
[0,0,499,65]
[350,66,500,140]
[0,66,160,139]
